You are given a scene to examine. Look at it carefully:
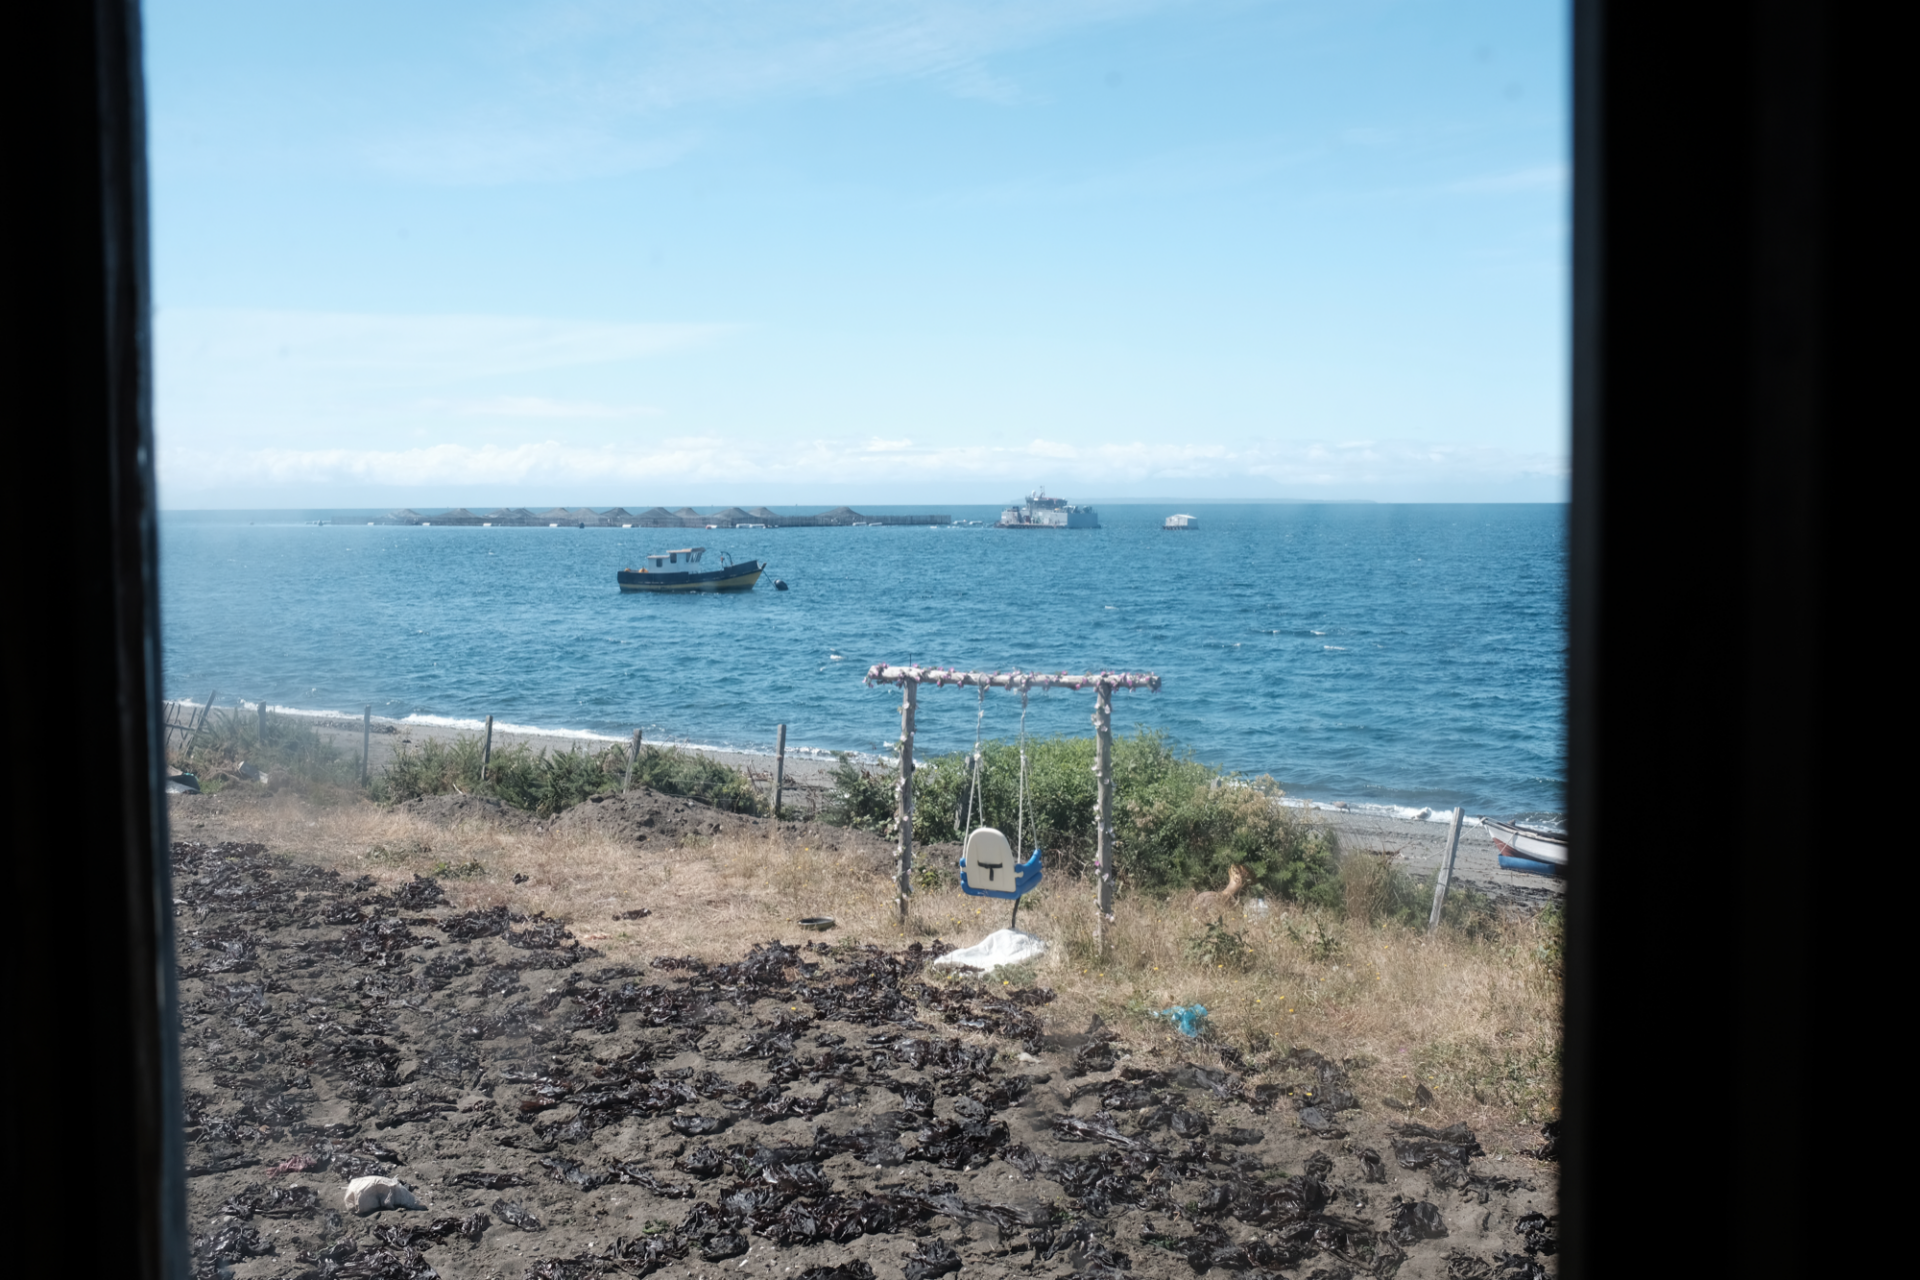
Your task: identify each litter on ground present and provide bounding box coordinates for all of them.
[929,928,1049,972]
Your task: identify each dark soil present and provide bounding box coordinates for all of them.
[174,837,1556,1280]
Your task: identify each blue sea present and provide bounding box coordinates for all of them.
[159,504,1566,821]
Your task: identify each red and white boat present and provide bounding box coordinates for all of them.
[1483,819,1567,876]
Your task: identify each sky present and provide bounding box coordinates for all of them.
[147,0,1569,508]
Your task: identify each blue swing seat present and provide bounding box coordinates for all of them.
[959,827,1043,900]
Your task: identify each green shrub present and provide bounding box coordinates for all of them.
[1185,917,1252,969]
[625,746,764,814]
[430,859,486,879]
[373,737,761,817]
[820,753,896,831]
[868,727,1338,902]
[175,707,359,794]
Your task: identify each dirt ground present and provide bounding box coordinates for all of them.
[173,792,1558,1280]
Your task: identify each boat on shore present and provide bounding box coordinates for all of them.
[617,547,766,593]
[1163,513,1198,530]
[997,488,1100,529]
[1482,819,1567,876]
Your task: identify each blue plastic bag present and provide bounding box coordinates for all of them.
[1153,1004,1209,1037]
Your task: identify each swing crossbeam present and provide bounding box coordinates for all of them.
[865,665,1161,692]
[866,664,1159,957]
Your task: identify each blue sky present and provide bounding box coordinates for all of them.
[147,0,1568,507]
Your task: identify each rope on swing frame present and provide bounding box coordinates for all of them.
[966,683,986,833]
[1016,686,1030,858]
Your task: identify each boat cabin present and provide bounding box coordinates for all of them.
[644,547,706,568]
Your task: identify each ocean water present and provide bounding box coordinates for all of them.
[159,504,1566,820]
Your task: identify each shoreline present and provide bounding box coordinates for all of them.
[179,700,1564,904]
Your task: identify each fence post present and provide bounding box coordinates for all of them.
[773,723,786,817]
[482,714,495,781]
[1093,681,1115,956]
[623,728,642,793]
[1428,807,1465,934]
[192,689,218,744]
[257,699,267,746]
[896,679,917,924]
[362,705,372,786]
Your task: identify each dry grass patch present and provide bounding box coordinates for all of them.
[176,794,1560,1149]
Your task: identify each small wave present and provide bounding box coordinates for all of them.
[1280,797,1485,825]
[399,713,626,744]
[1323,645,1347,651]
[829,653,844,660]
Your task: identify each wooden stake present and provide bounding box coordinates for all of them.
[1093,682,1115,956]
[482,714,495,781]
[361,705,372,785]
[896,679,917,923]
[1428,807,1465,934]
[623,728,642,792]
[257,699,267,745]
[192,689,217,743]
[773,723,786,818]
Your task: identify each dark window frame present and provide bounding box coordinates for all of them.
[13,3,1881,1274]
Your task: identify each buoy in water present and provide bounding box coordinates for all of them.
[774,579,789,591]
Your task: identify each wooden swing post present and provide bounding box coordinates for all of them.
[1093,680,1115,957]
[865,665,1159,950]
[895,676,917,923]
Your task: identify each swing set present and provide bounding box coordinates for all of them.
[863,664,1162,954]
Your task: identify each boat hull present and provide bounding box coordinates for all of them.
[617,562,766,593]
[1498,853,1563,877]
[1483,819,1568,866]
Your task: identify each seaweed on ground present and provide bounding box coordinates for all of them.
[170,838,1556,1280]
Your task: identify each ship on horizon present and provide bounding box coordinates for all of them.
[996,488,1100,529]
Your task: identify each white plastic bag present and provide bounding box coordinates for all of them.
[931,928,1048,972]
[344,1175,421,1215]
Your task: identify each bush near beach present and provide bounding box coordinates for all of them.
[827,729,1340,902]
[371,736,764,817]
[168,707,360,797]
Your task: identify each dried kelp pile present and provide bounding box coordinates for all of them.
[174,840,1556,1280]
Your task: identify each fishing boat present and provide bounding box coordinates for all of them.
[1163,513,1198,530]
[616,547,766,593]
[997,488,1100,529]
[1483,819,1568,876]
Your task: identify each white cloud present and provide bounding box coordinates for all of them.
[363,124,703,186]
[156,309,735,449]
[337,0,1205,183]
[1447,163,1568,195]
[443,396,663,419]
[160,309,733,384]
[512,0,1188,112]
[160,434,1566,497]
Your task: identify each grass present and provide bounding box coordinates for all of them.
[371,735,763,817]
[195,790,1560,1146]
